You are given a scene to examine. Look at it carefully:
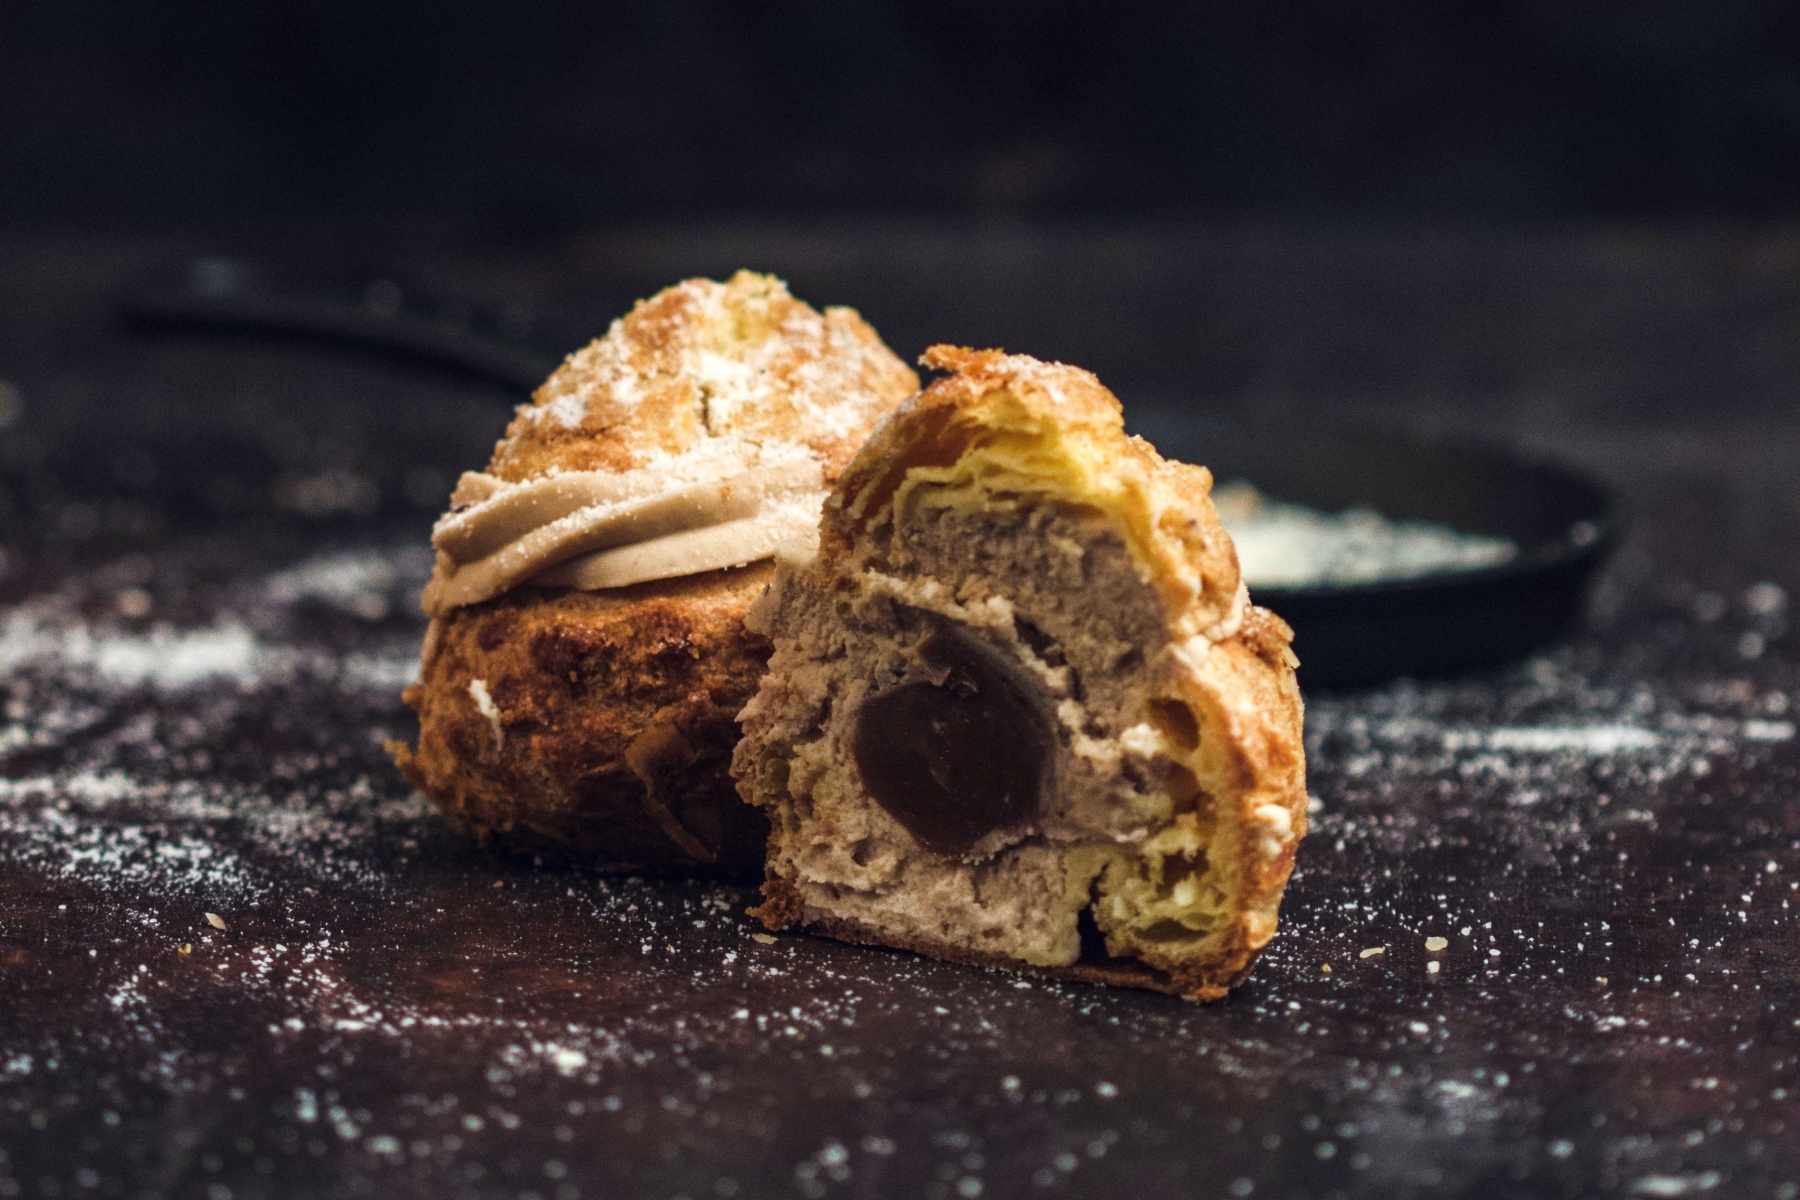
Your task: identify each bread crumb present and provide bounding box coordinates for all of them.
[178,943,192,955]
[1425,936,1449,952]
[493,879,505,888]
[204,913,227,931]
[1319,964,1332,974]
[751,933,777,945]
[1426,961,1441,974]
[1358,946,1385,959]
[1597,976,1609,986]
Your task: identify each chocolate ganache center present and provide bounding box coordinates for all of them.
[852,626,1054,858]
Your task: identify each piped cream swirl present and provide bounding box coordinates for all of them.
[420,441,825,616]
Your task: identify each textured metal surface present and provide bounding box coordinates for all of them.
[1,225,1797,1199]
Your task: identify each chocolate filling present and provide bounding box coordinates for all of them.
[852,626,1053,858]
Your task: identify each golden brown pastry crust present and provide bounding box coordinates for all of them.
[490,273,918,483]
[828,345,1244,640]
[738,346,1307,1000]
[392,273,918,868]
[394,565,776,869]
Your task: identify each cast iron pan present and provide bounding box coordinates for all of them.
[1155,428,1621,689]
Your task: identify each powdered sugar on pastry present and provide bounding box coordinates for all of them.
[393,272,917,870]
[497,272,917,482]
[415,273,918,614]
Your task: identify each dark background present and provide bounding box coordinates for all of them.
[5,9,1800,1200]
[6,0,1800,228]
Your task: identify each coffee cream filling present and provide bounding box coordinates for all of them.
[420,441,825,616]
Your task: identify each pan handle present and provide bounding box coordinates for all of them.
[122,257,564,393]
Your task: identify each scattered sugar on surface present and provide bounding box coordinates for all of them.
[0,614,261,689]
[1482,724,1663,754]
[1,545,426,695]
[4,537,1797,1198]
[265,546,434,623]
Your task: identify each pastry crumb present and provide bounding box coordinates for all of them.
[1320,964,1332,974]
[1426,961,1441,974]
[204,912,227,931]
[1425,936,1449,952]
[1358,946,1385,959]
[178,943,192,955]
[751,933,777,945]
[468,679,504,749]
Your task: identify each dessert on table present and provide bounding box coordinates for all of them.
[391,272,917,870]
[733,346,1308,1000]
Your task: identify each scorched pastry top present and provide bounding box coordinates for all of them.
[420,272,918,617]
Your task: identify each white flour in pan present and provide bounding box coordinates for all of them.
[1213,480,1517,588]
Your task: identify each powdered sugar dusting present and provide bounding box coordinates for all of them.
[1215,482,1518,588]
[266,546,435,622]
[540,388,592,429]
[1482,724,1663,754]
[528,316,640,429]
[5,484,1797,1200]
[0,608,416,695]
[0,614,260,689]
[496,273,914,483]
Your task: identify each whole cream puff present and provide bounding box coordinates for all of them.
[391,272,917,870]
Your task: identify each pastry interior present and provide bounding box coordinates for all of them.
[733,346,1307,998]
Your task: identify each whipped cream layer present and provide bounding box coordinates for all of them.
[420,441,825,616]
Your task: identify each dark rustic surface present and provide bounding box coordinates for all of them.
[1,224,1797,1200]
